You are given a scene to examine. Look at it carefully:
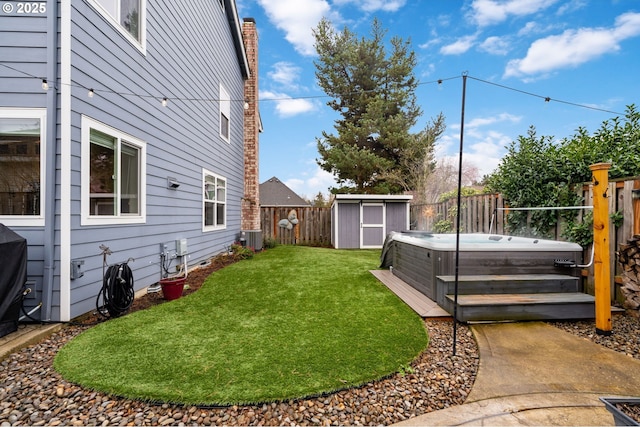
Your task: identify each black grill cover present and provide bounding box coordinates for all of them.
[0,224,27,338]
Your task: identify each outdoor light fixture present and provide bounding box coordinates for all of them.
[167,177,180,189]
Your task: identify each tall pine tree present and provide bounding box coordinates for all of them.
[313,18,433,194]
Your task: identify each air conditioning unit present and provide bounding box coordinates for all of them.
[240,230,263,251]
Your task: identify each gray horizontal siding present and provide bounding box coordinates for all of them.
[0,11,49,315]
[66,0,246,318]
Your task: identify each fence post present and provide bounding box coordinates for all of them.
[590,163,612,336]
[634,179,640,236]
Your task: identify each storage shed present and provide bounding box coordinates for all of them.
[331,194,413,249]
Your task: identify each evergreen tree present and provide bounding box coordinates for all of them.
[313,18,433,194]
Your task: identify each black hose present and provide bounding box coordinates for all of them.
[96,262,135,318]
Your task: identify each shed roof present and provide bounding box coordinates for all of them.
[259,177,310,207]
[333,194,413,202]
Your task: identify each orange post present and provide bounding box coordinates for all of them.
[589,163,612,335]
[633,179,640,236]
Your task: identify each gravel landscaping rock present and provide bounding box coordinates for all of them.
[3,314,639,426]
[2,256,639,427]
[1,318,478,426]
[549,315,640,362]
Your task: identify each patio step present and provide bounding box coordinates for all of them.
[435,274,580,302]
[444,292,595,322]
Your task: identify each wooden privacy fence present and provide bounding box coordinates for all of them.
[410,176,640,301]
[411,193,506,234]
[261,207,331,246]
[411,177,640,243]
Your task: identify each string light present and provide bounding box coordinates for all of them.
[467,75,622,115]
[88,88,94,98]
[0,62,627,116]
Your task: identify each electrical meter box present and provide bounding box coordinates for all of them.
[176,238,188,256]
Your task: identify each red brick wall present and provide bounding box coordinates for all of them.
[242,18,260,231]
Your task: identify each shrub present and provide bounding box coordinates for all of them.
[263,237,278,249]
[230,243,255,260]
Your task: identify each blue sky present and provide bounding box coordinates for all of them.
[236,0,640,200]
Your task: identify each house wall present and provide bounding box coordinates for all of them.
[0,5,50,313]
[1,0,249,320]
[61,0,247,319]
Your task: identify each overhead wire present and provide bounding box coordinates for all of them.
[0,61,628,116]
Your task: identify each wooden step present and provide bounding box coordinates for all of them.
[435,274,580,306]
[444,292,595,322]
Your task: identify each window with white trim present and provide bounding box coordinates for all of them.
[81,116,146,225]
[219,84,230,142]
[0,109,46,226]
[90,0,146,48]
[203,170,226,230]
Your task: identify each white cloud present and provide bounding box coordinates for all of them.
[438,130,510,178]
[518,21,539,36]
[466,130,512,176]
[440,34,477,55]
[419,38,441,50]
[284,167,336,198]
[268,62,302,89]
[505,12,640,78]
[479,36,510,55]
[556,0,586,16]
[469,0,559,27]
[260,90,317,117]
[466,113,522,128]
[256,0,332,56]
[332,0,406,12]
[441,114,520,177]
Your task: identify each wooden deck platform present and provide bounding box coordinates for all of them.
[370,270,450,318]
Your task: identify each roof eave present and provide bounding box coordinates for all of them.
[225,0,250,79]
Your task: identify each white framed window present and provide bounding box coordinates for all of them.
[81,116,146,225]
[219,84,230,142]
[203,169,226,231]
[0,108,46,227]
[88,0,147,52]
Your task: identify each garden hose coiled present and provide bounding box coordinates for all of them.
[96,262,135,318]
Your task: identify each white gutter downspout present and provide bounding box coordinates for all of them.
[59,0,72,321]
[41,0,58,321]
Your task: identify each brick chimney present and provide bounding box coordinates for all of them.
[241,18,262,247]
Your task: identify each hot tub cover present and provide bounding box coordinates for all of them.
[0,224,27,335]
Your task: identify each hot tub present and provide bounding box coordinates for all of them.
[381,232,583,302]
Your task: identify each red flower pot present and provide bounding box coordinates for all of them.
[159,277,186,301]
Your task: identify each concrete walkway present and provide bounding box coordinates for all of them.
[396,321,640,426]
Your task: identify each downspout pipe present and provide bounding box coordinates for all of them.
[41,0,58,321]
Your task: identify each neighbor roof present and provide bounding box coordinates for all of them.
[259,177,310,207]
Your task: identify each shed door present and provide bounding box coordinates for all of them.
[361,203,385,248]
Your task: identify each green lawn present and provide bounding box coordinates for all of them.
[54,246,428,405]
